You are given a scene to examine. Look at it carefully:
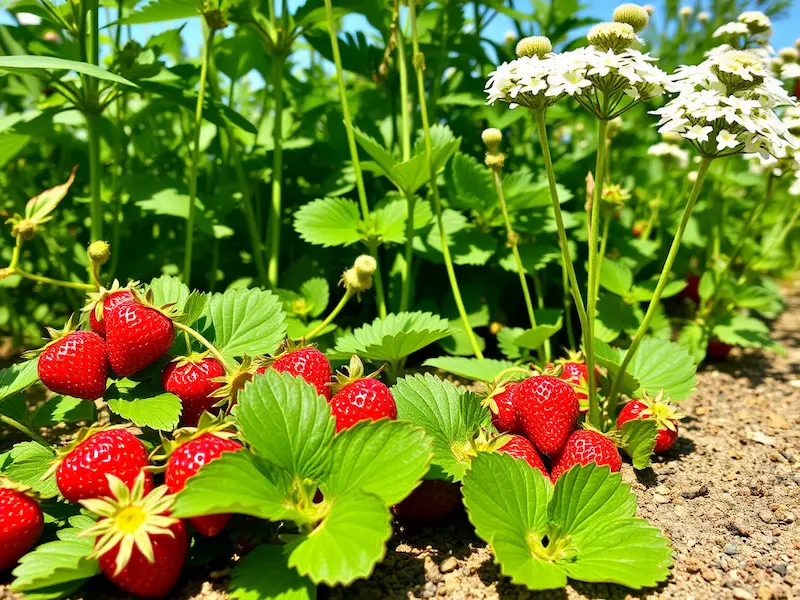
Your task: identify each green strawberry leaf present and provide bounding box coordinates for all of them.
[620,418,659,470]
[513,310,563,350]
[592,340,639,398]
[625,338,697,400]
[422,357,518,382]
[229,544,315,600]
[497,326,526,360]
[463,456,673,591]
[713,314,784,353]
[237,370,335,481]
[0,358,39,404]
[300,278,329,318]
[677,322,707,365]
[2,441,58,498]
[32,396,96,428]
[448,152,494,212]
[286,490,392,585]
[293,197,364,247]
[106,385,182,431]
[205,288,287,362]
[332,312,458,363]
[599,260,634,296]
[11,515,99,593]
[392,373,491,482]
[322,419,432,506]
[172,451,301,522]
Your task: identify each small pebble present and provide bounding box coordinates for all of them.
[439,557,458,574]
[681,484,709,499]
[733,588,754,600]
[724,543,739,555]
[702,568,718,582]
[652,494,670,504]
[759,510,777,524]
[771,563,788,577]
[727,521,752,537]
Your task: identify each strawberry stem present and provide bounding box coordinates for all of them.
[173,322,231,372]
[303,289,353,342]
[0,414,50,447]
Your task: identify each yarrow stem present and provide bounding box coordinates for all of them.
[607,156,713,411]
[304,289,354,341]
[409,0,483,359]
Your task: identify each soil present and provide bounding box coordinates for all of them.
[2,291,798,600]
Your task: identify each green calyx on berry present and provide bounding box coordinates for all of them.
[79,472,178,576]
[581,421,623,447]
[151,412,238,464]
[42,424,141,481]
[209,355,257,407]
[0,475,38,498]
[532,362,564,378]
[81,279,140,324]
[482,369,530,413]
[635,390,683,432]
[22,315,80,359]
[128,288,182,321]
[256,338,318,370]
[330,355,383,395]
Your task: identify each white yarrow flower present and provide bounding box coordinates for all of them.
[713,22,750,38]
[716,129,741,151]
[685,124,713,142]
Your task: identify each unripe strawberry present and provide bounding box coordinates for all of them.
[550,429,621,481]
[54,427,153,502]
[515,375,579,456]
[0,478,44,570]
[329,356,396,432]
[162,356,225,427]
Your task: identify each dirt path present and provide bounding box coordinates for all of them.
[2,291,798,600]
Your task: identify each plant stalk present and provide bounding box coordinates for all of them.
[305,289,354,341]
[173,321,231,371]
[750,202,800,272]
[0,415,50,447]
[409,0,483,359]
[266,53,286,288]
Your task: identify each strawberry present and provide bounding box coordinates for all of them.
[54,427,153,502]
[89,291,133,337]
[617,391,681,453]
[552,352,597,410]
[514,374,579,456]
[681,273,701,304]
[550,429,621,481]
[163,421,242,537]
[486,382,521,433]
[632,220,647,238]
[257,345,331,400]
[0,478,44,570]
[37,327,108,401]
[498,434,548,477]
[392,480,462,523]
[329,356,396,432]
[707,337,733,360]
[81,474,187,599]
[162,355,225,427]
[106,300,174,376]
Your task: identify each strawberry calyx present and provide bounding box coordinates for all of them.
[482,369,529,413]
[450,428,512,463]
[532,363,564,378]
[42,424,141,482]
[22,315,81,359]
[329,355,383,395]
[581,421,624,447]
[129,288,182,321]
[150,412,238,465]
[0,475,40,499]
[633,390,683,432]
[209,355,258,407]
[168,351,212,370]
[553,349,586,366]
[79,472,178,576]
[81,279,140,324]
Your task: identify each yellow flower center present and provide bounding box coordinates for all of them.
[115,506,146,533]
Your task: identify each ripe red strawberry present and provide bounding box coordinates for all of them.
[487,382,520,433]
[617,392,680,453]
[81,474,187,599]
[552,353,597,409]
[392,480,462,523]
[55,427,153,502]
[0,479,44,570]
[681,273,701,304]
[89,290,133,337]
[550,429,622,481]
[515,375,579,456]
[164,430,242,537]
[257,346,331,400]
[707,338,733,360]
[106,302,175,376]
[498,434,548,477]
[37,330,108,400]
[329,356,396,432]
[632,220,647,238]
[162,356,225,427]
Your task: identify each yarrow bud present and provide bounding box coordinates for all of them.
[643,4,655,15]
[679,6,692,18]
[738,10,771,35]
[354,254,377,278]
[341,255,376,294]
[12,219,37,240]
[612,4,649,33]
[88,240,111,265]
[515,35,552,59]
[481,128,503,153]
[587,22,637,53]
[779,47,799,63]
[710,50,766,90]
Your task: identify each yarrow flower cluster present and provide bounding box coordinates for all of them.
[651,50,799,159]
[647,141,690,168]
[713,10,772,41]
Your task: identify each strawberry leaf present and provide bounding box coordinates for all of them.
[205,288,287,362]
[513,310,563,350]
[331,311,457,363]
[422,357,518,382]
[148,275,208,327]
[237,370,335,481]
[293,197,364,247]
[106,386,182,431]
[0,358,39,404]
[624,338,697,400]
[229,544,315,600]
[463,456,673,591]
[1,441,59,498]
[11,515,99,594]
[285,490,392,585]
[599,259,634,296]
[172,451,301,522]
[392,373,491,482]
[32,396,96,428]
[712,314,785,354]
[322,419,432,506]
[620,419,658,470]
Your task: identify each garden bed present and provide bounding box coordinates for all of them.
[2,288,797,600]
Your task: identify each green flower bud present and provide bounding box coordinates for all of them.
[515,36,552,59]
[612,4,649,33]
[481,128,503,153]
[779,47,799,63]
[88,240,111,265]
[12,219,37,241]
[587,22,637,53]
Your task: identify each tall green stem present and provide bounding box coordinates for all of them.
[304,290,354,341]
[492,166,541,361]
[324,0,387,317]
[533,111,589,348]
[607,157,713,410]
[184,28,216,286]
[86,0,101,258]
[750,202,800,272]
[396,30,411,162]
[594,212,611,301]
[585,119,609,428]
[266,53,286,288]
[0,415,50,447]
[409,0,482,359]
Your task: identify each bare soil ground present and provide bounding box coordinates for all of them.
[2,291,798,600]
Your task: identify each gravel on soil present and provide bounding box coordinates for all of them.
[2,290,799,600]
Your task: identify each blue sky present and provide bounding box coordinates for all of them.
[2,1,799,64]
